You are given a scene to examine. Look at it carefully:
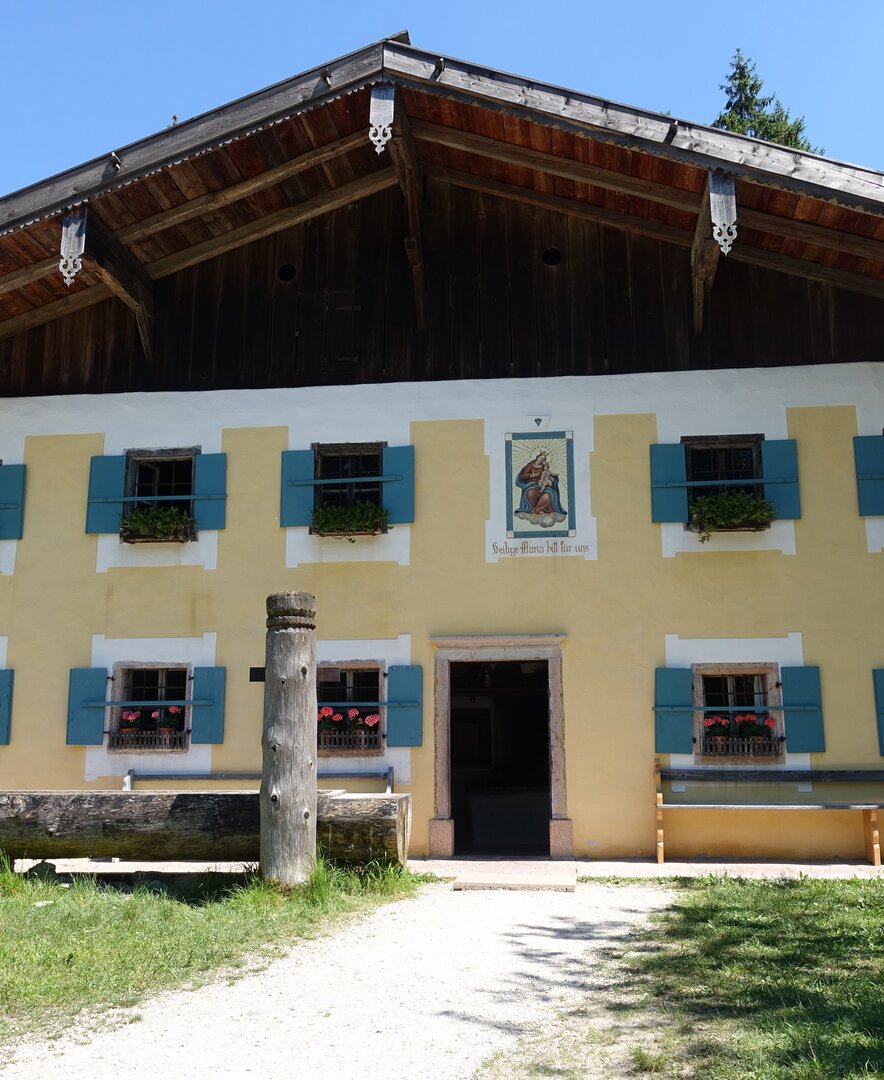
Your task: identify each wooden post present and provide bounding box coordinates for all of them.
[260,592,317,886]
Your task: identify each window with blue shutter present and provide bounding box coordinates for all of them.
[761,440,800,521]
[854,436,884,516]
[67,668,109,745]
[86,456,126,534]
[386,665,423,747]
[650,436,800,528]
[280,443,415,530]
[781,665,824,753]
[873,669,884,756]
[653,668,694,753]
[0,670,13,745]
[0,464,26,541]
[190,667,226,744]
[650,445,688,523]
[193,453,227,531]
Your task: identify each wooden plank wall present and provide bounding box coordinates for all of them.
[2,179,883,397]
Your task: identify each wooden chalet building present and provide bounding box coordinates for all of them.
[1,32,884,862]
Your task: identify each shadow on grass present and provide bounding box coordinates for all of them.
[630,878,884,1078]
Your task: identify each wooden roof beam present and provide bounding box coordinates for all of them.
[61,207,155,362]
[426,164,693,248]
[412,118,700,213]
[382,88,427,329]
[146,168,397,280]
[116,131,368,245]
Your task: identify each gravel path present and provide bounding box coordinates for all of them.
[2,882,670,1080]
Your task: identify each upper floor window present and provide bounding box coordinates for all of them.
[121,448,197,542]
[279,443,414,536]
[682,434,762,501]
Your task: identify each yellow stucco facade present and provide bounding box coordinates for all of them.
[0,366,882,861]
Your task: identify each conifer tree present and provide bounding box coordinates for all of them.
[713,49,822,154]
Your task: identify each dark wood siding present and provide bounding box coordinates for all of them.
[2,179,883,397]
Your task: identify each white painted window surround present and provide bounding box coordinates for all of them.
[84,633,217,781]
[0,637,7,668]
[664,632,811,778]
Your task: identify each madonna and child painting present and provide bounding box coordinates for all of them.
[505,432,575,538]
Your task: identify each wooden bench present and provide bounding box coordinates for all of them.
[655,761,884,866]
[122,766,395,794]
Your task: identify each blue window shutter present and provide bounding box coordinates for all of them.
[193,453,227,531]
[654,668,694,753]
[86,456,126,534]
[650,445,688,523]
[386,665,422,747]
[0,465,26,540]
[191,667,226,744]
[280,450,316,527]
[761,439,800,520]
[382,446,415,525]
[0,670,13,745]
[67,668,108,745]
[781,665,824,753]
[854,436,884,516]
[873,669,884,757]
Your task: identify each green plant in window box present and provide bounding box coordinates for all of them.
[120,505,195,543]
[311,501,389,542]
[689,490,777,543]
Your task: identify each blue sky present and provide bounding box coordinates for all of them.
[2,1,882,198]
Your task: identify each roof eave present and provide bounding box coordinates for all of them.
[0,41,388,237]
[382,40,884,216]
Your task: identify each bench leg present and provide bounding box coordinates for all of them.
[656,792,665,864]
[864,809,881,867]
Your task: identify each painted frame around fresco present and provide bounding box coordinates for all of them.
[505,431,575,539]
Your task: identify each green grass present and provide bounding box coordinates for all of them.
[0,854,423,1045]
[630,877,884,1079]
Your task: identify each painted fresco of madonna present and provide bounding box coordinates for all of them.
[514,449,568,528]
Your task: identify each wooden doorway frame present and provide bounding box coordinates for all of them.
[428,634,572,857]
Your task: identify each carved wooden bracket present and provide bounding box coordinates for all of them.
[387,88,427,329]
[369,84,396,154]
[59,206,155,362]
[691,172,737,333]
[710,172,737,255]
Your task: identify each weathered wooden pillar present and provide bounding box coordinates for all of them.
[260,592,317,886]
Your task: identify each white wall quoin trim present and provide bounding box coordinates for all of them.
[0,541,15,576]
[84,632,218,781]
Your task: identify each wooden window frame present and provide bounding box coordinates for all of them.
[316,659,384,757]
[311,441,387,512]
[123,446,200,541]
[107,661,192,752]
[692,661,784,763]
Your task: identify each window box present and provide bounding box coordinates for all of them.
[310,500,390,539]
[688,490,776,542]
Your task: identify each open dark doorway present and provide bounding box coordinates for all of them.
[450,660,550,855]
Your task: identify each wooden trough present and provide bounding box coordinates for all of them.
[0,789,412,865]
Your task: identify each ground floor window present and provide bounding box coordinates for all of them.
[109,666,189,751]
[694,663,783,761]
[317,664,382,753]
